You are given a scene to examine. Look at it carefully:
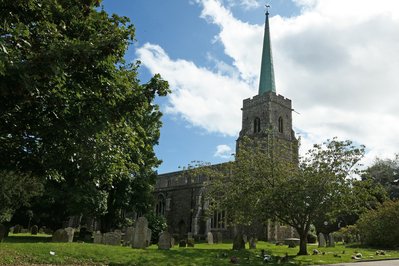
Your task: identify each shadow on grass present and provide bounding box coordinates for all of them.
[4,235,52,243]
[108,248,302,266]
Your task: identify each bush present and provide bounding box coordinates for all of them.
[357,201,399,248]
[145,212,167,244]
[336,225,359,244]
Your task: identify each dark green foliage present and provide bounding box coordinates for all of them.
[0,171,43,223]
[357,201,399,248]
[0,0,169,228]
[363,155,399,200]
[335,225,359,244]
[145,212,167,244]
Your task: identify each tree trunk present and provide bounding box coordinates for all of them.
[298,231,308,255]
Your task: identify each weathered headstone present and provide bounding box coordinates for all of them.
[232,234,245,250]
[179,239,187,247]
[93,231,103,244]
[146,228,152,247]
[52,229,69,242]
[216,232,223,244]
[328,233,335,247]
[242,234,248,243]
[64,227,75,242]
[171,237,175,247]
[31,225,38,235]
[132,217,149,248]
[123,227,134,246]
[0,224,6,242]
[249,237,256,249]
[207,232,214,244]
[13,224,21,234]
[103,232,121,246]
[318,233,326,247]
[158,231,172,250]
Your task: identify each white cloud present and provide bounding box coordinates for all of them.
[214,144,233,158]
[137,0,399,165]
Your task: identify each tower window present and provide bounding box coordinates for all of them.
[253,117,261,133]
[278,116,283,133]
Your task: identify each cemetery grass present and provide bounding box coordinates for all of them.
[1,235,399,265]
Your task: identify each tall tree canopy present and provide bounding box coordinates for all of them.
[204,137,365,255]
[0,0,169,227]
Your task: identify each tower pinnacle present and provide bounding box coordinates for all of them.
[258,5,276,95]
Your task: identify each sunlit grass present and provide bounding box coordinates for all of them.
[1,234,399,265]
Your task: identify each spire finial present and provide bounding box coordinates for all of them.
[265,4,270,15]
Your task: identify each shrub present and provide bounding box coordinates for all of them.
[336,225,359,244]
[357,201,399,248]
[145,212,167,244]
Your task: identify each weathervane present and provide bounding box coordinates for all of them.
[265,3,271,15]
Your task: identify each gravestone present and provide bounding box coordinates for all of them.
[207,232,214,244]
[64,227,75,242]
[179,239,187,247]
[31,225,38,235]
[216,232,223,244]
[103,232,121,246]
[93,231,103,244]
[123,227,134,246]
[52,229,69,242]
[249,237,256,249]
[132,217,149,248]
[171,237,175,247]
[13,224,21,234]
[146,228,152,246]
[0,224,6,242]
[318,233,326,247]
[328,233,335,247]
[232,234,245,250]
[158,231,172,250]
[242,234,248,243]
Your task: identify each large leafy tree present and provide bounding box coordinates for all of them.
[0,0,169,228]
[204,137,365,255]
[362,155,399,200]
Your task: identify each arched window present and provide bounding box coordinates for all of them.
[155,194,166,216]
[253,117,261,133]
[278,116,283,133]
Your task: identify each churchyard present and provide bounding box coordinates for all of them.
[1,231,399,265]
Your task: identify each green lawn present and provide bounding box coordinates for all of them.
[1,234,399,265]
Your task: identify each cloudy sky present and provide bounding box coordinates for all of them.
[103,0,399,173]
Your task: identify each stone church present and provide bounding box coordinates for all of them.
[154,10,298,242]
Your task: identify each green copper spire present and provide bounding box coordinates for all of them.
[258,7,276,95]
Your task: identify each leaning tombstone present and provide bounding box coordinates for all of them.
[132,217,149,248]
[158,231,172,250]
[103,232,121,246]
[93,231,103,244]
[123,227,134,246]
[0,224,6,242]
[52,229,69,242]
[318,233,326,247]
[207,232,214,244]
[146,228,152,247]
[249,237,257,249]
[64,227,75,242]
[328,233,335,247]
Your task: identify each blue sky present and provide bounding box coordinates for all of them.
[102,0,399,173]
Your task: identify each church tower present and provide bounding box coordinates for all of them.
[237,8,297,149]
